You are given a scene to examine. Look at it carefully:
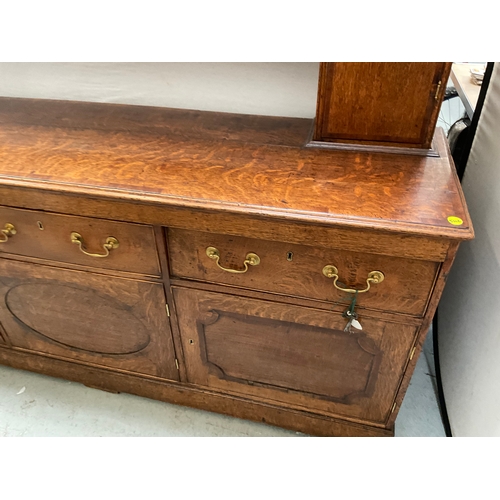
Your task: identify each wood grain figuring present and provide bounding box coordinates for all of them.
[0,97,314,148]
[314,63,451,148]
[0,346,393,436]
[0,206,161,276]
[0,185,453,261]
[168,228,439,316]
[0,259,179,380]
[173,287,417,424]
[0,97,472,240]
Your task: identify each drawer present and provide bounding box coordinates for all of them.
[0,207,160,276]
[167,228,439,317]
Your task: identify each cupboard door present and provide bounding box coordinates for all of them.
[0,259,179,380]
[173,287,416,424]
[314,62,451,148]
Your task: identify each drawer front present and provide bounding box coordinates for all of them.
[173,287,417,424]
[0,207,160,276]
[0,259,179,380]
[167,228,439,317]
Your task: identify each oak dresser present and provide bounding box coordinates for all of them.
[0,64,473,436]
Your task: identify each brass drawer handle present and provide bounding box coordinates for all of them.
[0,223,16,243]
[206,246,260,274]
[322,265,384,294]
[70,232,119,258]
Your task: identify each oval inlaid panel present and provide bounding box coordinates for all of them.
[6,283,150,355]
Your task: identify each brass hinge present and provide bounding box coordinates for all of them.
[165,304,170,317]
[409,346,417,361]
[391,402,397,413]
[175,358,179,370]
[435,80,442,100]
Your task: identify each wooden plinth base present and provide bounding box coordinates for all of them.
[0,346,393,437]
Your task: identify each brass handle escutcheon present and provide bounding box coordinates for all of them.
[206,246,260,274]
[0,223,16,243]
[70,232,119,258]
[322,265,384,294]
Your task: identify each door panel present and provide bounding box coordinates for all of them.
[315,62,450,147]
[199,309,380,401]
[173,287,416,424]
[0,258,179,380]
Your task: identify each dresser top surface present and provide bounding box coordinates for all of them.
[0,97,472,240]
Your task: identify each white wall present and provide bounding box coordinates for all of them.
[0,62,319,118]
[439,63,500,436]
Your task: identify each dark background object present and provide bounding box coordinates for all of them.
[433,62,495,436]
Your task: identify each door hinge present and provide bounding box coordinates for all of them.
[175,358,179,370]
[435,80,442,100]
[409,346,417,361]
[165,304,170,317]
[391,402,397,413]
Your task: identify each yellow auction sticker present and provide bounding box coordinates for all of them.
[447,216,464,226]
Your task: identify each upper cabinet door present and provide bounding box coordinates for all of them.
[314,62,452,149]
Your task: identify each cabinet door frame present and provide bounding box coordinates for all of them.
[173,286,417,425]
[0,257,179,381]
